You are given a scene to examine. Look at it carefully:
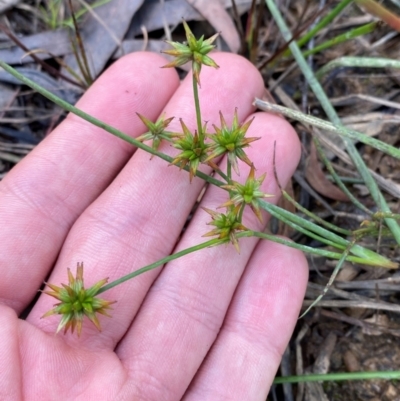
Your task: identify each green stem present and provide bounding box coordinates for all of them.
[214,168,229,182]
[299,243,351,318]
[2,59,395,269]
[281,0,354,59]
[302,22,378,58]
[97,238,223,294]
[280,188,352,236]
[315,56,400,80]
[99,223,393,295]
[238,202,246,223]
[274,370,400,384]
[193,75,203,139]
[259,200,397,268]
[265,0,400,245]
[226,159,232,183]
[0,60,221,188]
[249,231,384,266]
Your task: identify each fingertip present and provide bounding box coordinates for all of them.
[200,52,265,115]
[96,51,180,90]
[248,238,308,334]
[182,238,308,400]
[239,111,301,201]
[210,52,265,92]
[73,51,180,122]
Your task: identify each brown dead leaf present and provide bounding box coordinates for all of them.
[362,313,390,335]
[305,141,350,202]
[343,349,361,372]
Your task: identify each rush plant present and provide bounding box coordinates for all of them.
[0,20,396,336]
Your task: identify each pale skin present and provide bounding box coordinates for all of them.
[0,52,308,400]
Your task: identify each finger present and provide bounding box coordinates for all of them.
[28,53,264,350]
[183,241,308,401]
[0,52,179,312]
[116,112,301,400]
[2,303,129,399]
[0,305,23,400]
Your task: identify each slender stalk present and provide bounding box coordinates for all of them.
[98,238,223,294]
[281,0,354,58]
[1,60,394,268]
[299,242,351,318]
[99,227,388,296]
[265,0,400,244]
[313,136,372,215]
[254,100,400,160]
[249,231,385,266]
[301,22,378,58]
[274,370,400,384]
[214,169,229,182]
[238,202,245,223]
[68,0,93,85]
[315,56,400,80]
[226,159,232,183]
[0,60,221,188]
[259,200,397,268]
[193,76,203,139]
[279,188,352,236]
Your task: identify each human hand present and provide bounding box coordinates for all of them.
[0,52,308,400]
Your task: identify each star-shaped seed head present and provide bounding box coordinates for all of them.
[136,113,176,154]
[41,262,115,337]
[171,119,209,181]
[205,110,259,175]
[162,20,219,85]
[221,165,274,222]
[202,206,248,253]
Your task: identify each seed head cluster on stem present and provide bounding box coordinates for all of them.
[42,262,115,337]
[42,20,273,337]
[161,19,220,86]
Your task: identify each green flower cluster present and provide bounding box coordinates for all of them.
[42,262,115,337]
[42,20,273,338]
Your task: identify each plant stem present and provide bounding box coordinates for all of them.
[0,60,221,188]
[315,56,400,80]
[274,370,400,384]
[313,136,372,215]
[97,238,223,294]
[214,168,229,182]
[259,200,397,268]
[299,242,351,318]
[280,188,352,236]
[265,0,400,244]
[193,75,203,139]
[238,202,245,222]
[1,60,395,269]
[226,159,232,183]
[282,0,354,58]
[254,100,400,160]
[301,22,378,58]
[248,231,386,266]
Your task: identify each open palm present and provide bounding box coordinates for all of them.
[0,52,307,401]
